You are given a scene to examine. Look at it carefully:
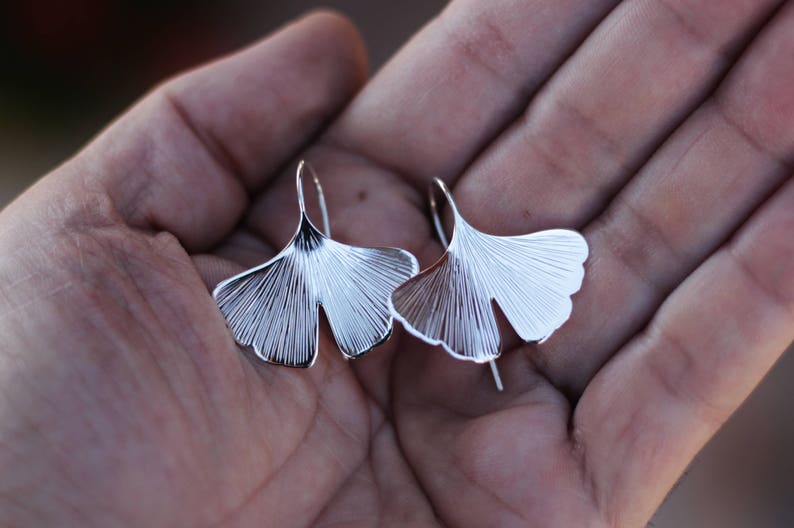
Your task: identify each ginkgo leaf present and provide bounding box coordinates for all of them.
[390,184,588,364]
[214,215,419,368]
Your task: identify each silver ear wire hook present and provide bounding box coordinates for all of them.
[428,177,455,248]
[296,160,331,238]
[428,178,503,391]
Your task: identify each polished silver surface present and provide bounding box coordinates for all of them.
[390,178,588,369]
[213,161,419,368]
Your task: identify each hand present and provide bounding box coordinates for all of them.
[2,3,793,526]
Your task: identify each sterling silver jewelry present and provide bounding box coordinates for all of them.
[213,161,419,368]
[389,178,588,390]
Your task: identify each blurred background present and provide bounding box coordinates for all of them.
[0,1,791,526]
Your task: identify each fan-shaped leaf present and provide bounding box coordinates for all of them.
[215,216,418,367]
[390,213,587,363]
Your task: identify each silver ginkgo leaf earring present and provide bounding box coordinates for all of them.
[389,178,588,390]
[213,161,419,368]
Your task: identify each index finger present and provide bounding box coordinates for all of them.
[324,0,621,184]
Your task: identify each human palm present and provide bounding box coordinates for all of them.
[2,3,794,526]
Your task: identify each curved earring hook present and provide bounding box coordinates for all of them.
[296,160,331,237]
[428,177,459,249]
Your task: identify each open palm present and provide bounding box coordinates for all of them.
[2,3,794,526]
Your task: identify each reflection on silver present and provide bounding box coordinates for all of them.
[213,161,419,368]
[390,178,588,386]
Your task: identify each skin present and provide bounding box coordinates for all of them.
[1,2,793,526]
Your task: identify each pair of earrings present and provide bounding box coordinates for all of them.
[213,161,588,390]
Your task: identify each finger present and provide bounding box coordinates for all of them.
[453,0,781,232]
[528,0,794,395]
[573,170,794,527]
[324,0,622,184]
[37,11,367,251]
